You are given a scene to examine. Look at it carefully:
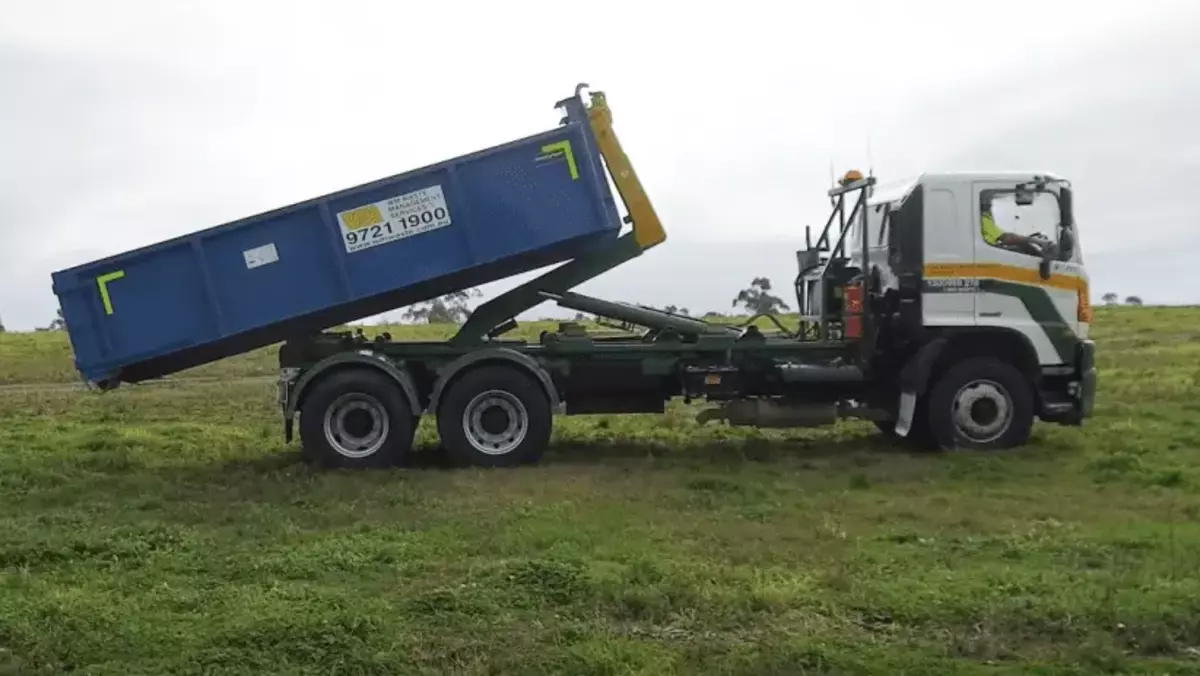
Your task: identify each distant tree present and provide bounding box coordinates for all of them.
[0,316,5,332]
[1124,295,1144,307]
[47,308,66,331]
[1101,292,1119,305]
[662,305,690,316]
[732,277,789,315]
[703,311,724,319]
[402,289,482,324]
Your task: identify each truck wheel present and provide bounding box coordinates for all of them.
[298,368,416,469]
[926,357,1033,450]
[436,365,552,467]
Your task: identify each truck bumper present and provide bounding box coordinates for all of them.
[1037,339,1095,426]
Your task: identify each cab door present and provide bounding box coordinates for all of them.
[920,184,977,327]
[972,180,1080,366]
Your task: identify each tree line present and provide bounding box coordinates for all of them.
[0,282,1150,334]
[1101,293,1143,306]
[395,277,793,325]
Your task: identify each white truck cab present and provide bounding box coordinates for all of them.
[865,171,1090,365]
[799,168,1096,449]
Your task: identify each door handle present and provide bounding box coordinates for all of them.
[980,311,1002,317]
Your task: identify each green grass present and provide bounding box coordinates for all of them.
[1,307,1199,674]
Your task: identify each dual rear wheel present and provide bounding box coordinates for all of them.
[298,364,551,469]
[436,365,552,468]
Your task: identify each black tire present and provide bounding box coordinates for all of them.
[298,368,417,469]
[435,364,552,468]
[925,357,1034,451]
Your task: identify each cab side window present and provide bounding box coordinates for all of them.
[979,190,1061,258]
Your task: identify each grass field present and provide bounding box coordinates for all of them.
[1,307,1199,675]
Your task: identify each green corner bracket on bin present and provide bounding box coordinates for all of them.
[96,270,125,315]
[538,140,579,180]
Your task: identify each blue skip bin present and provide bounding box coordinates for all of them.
[51,90,622,388]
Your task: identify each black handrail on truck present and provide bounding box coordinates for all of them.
[794,173,876,355]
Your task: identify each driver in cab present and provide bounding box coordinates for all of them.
[980,195,1047,257]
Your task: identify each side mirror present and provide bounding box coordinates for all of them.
[1057,227,1075,261]
[1056,187,1075,261]
[1039,256,1052,280]
[1059,187,1073,228]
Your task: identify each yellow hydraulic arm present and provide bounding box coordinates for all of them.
[584,90,667,251]
[451,86,665,344]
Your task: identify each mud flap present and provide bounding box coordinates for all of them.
[893,336,948,437]
[893,391,918,437]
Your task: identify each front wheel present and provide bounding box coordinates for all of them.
[926,357,1034,450]
[436,365,552,467]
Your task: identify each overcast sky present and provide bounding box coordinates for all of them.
[3,0,1199,330]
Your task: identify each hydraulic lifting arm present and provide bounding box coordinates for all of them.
[451,86,667,345]
[584,89,666,250]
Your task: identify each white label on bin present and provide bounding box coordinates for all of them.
[243,242,279,269]
[335,185,453,254]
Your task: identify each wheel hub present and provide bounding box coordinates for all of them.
[323,392,389,458]
[951,379,1013,443]
[462,389,528,456]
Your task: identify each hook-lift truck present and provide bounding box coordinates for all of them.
[52,84,1096,469]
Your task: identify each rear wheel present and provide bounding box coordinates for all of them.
[926,357,1033,450]
[436,365,552,467]
[298,368,417,469]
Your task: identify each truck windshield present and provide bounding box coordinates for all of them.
[990,192,1059,240]
[984,187,1076,261]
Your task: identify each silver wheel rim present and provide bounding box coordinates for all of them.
[323,392,389,458]
[462,389,528,456]
[951,379,1013,444]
